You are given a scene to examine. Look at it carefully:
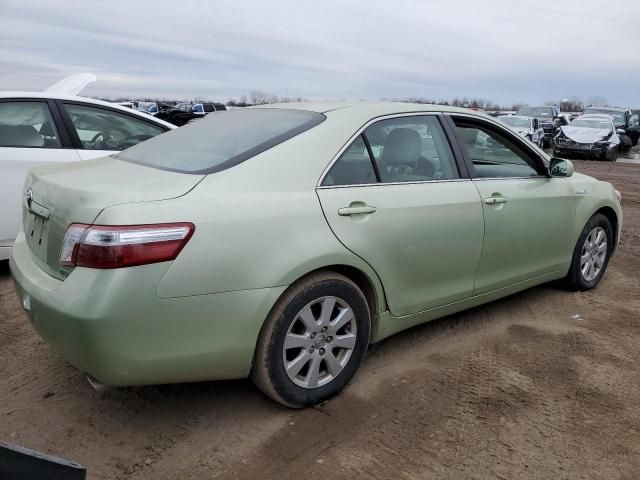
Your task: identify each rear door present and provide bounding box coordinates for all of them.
[317,114,484,317]
[448,115,576,295]
[58,101,169,160]
[0,99,79,249]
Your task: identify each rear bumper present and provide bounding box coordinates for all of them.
[10,232,285,386]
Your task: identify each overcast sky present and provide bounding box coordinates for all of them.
[1,0,639,107]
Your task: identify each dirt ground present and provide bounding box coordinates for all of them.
[1,154,640,479]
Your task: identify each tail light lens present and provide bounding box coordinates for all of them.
[60,223,195,269]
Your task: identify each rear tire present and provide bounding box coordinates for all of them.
[563,214,613,291]
[252,271,370,408]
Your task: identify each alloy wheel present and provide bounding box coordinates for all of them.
[282,296,357,389]
[580,227,607,281]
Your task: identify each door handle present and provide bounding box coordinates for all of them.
[338,205,377,216]
[483,196,508,205]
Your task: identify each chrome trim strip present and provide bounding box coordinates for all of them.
[471,176,549,181]
[317,178,471,190]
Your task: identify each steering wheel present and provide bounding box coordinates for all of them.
[90,132,104,143]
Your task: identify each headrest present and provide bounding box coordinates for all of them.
[40,121,56,137]
[380,128,422,166]
[0,125,44,147]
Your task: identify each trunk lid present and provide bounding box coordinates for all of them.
[22,156,203,279]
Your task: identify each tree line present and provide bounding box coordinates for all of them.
[103,91,612,112]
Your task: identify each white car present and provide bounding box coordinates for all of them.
[0,74,175,260]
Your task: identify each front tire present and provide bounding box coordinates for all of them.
[252,271,370,408]
[563,214,613,291]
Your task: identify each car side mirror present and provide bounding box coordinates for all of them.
[549,157,574,177]
[616,128,626,135]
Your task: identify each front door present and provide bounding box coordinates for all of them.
[317,115,484,317]
[450,115,576,295]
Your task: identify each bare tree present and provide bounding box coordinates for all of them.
[248,90,279,105]
[560,96,584,112]
[587,96,608,107]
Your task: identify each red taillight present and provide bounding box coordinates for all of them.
[60,223,195,269]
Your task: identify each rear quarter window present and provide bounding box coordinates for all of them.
[116,109,325,174]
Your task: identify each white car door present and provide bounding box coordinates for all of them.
[0,100,80,259]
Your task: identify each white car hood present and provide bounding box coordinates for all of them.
[43,73,96,96]
[561,126,610,144]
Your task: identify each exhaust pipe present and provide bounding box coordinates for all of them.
[86,374,112,393]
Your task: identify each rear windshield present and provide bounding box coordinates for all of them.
[118,109,325,174]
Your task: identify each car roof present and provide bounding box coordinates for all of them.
[252,101,489,116]
[0,91,176,129]
[498,115,530,120]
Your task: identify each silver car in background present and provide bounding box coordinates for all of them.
[553,114,620,161]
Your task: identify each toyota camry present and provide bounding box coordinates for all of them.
[10,102,622,407]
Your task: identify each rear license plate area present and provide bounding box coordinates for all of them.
[25,213,49,261]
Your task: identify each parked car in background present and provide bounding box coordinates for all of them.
[137,102,160,116]
[497,115,545,147]
[156,102,227,126]
[516,105,566,147]
[10,102,622,407]
[553,114,620,161]
[582,107,639,151]
[0,75,175,261]
[559,112,582,124]
[116,101,136,109]
[487,110,517,118]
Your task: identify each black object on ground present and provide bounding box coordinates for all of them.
[0,441,86,480]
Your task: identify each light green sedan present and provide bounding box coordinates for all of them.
[10,103,622,407]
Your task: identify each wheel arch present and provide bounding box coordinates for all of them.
[312,264,382,316]
[594,206,619,252]
[250,263,387,380]
[253,262,387,355]
[278,263,387,319]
